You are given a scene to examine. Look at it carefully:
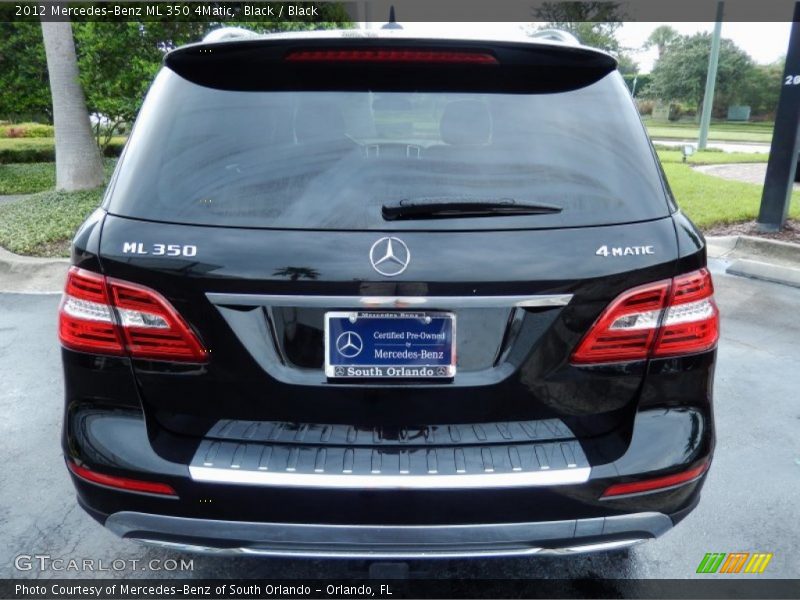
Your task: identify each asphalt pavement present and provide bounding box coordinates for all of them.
[1,259,798,582]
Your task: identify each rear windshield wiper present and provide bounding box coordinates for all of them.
[382,198,562,221]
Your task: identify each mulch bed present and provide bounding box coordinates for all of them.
[703,219,800,244]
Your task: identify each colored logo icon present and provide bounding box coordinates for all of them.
[696,552,773,574]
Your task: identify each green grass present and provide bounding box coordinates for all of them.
[645,121,773,143]
[663,163,800,228]
[646,119,774,132]
[0,188,104,256]
[655,149,769,165]
[0,159,116,195]
[0,137,58,151]
[0,162,55,194]
[655,148,798,227]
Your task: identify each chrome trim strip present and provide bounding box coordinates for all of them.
[549,539,648,555]
[189,465,591,488]
[137,539,549,559]
[206,293,573,309]
[136,537,649,558]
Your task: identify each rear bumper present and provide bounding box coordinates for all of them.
[64,399,713,557]
[104,510,673,558]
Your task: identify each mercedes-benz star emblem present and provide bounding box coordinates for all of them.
[369,236,410,277]
[335,331,363,358]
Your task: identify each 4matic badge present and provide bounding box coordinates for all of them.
[595,244,655,257]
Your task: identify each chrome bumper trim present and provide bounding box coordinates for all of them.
[188,433,591,490]
[105,512,671,559]
[206,293,573,309]
[136,537,648,558]
[188,465,591,489]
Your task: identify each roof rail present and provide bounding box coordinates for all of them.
[530,29,581,45]
[203,27,259,43]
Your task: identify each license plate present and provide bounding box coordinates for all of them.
[324,311,456,379]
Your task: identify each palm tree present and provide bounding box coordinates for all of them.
[645,25,680,60]
[40,19,103,191]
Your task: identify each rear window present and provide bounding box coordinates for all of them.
[106,69,669,230]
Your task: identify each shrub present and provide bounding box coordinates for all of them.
[0,122,55,138]
[0,138,124,163]
[637,99,655,116]
[667,103,683,121]
[0,142,53,163]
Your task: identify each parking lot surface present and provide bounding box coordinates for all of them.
[1,260,798,582]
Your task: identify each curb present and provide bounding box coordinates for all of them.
[0,245,68,294]
[706,235,800,289]
[726,259,800,289]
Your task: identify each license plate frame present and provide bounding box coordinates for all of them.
[324,311,456,380]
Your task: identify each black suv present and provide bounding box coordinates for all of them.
[60,29,718,557]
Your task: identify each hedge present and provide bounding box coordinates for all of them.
[0,122,55,138]
[0,138,124,163]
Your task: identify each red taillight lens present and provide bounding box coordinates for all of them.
[284,48,498,64]
[600,461,709,498]
[59,267,208,362]
[67,461,177,497]
[571,268,719,365]
[653,269,719,357]
[571,280,671,364]
[108,277,208,361]
[59,268,125,355]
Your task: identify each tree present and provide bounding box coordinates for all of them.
[616,54,640,76]
[644,25,679,59]
[740,59,785,116]
[74,23,169,148]
[40,19,104,190]
[530,1,638,73]
[0,22,51,121]
[533,1,625,54]
[646,33,755,114]
[72,9,351,148]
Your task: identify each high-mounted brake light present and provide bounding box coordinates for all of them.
[571,268,719,364]
[59,267,208,362]
[600,460,709,499]
[67,461,178,497]
[284,48,499,64]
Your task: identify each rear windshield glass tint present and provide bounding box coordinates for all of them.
[106,70,669,230]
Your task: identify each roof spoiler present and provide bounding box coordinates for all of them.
[165,37,617,93]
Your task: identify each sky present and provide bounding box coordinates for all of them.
[389,22,791,73]
[619,22,790,72]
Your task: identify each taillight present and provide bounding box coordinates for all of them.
[653,269,719,358]
[571,268,719,365]
[59,268,124,355]
[600,460,709,499]
[67,461,178,497]
[284,48,499,64]
[59,267,208,362]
